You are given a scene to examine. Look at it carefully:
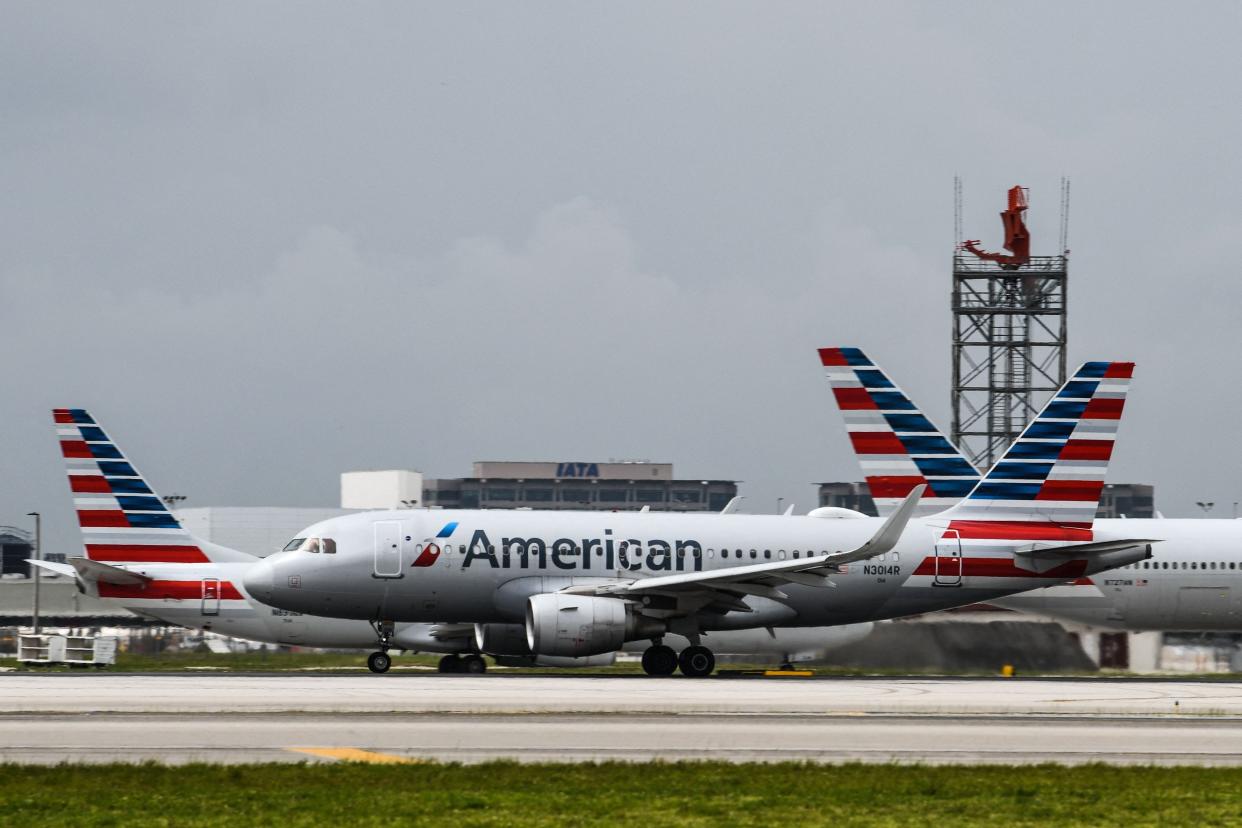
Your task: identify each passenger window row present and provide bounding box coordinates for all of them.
[1123,560,1238,570]
[419,544,850,564]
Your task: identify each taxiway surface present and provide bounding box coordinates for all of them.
[5,674,1242,765]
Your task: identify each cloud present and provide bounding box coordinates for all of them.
[4,3,1242,553]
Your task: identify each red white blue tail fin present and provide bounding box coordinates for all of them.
[819,348,980,517]
[932,361,1133,527]
[54,408,251,564]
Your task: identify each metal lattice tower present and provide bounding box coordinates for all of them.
[951,182,1069,470]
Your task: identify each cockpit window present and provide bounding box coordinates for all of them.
[288,537,335,554]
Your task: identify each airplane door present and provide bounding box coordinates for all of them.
[934,530,963,587]
[373,521,403,578]
[201,578,221,616]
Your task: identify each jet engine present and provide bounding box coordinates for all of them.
[476,622,621,667]
[525,593,664,658]
[474,623,531,656]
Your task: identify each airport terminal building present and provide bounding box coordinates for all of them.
[423,461,737,512]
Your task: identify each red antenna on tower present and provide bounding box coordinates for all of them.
[961,185,1030,270]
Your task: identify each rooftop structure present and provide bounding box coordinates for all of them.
[425,461,735,512]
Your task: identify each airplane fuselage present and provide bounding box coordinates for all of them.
[244,508,1147,628]
[993,518,1242,631]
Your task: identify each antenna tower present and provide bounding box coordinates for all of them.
[951,183,1069,469]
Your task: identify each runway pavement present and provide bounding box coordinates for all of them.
[5,673,1242,715]
[4,674,1242,765]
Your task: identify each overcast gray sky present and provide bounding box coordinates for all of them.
[4,3,1241,555]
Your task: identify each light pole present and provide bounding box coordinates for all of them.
[26,511,40,635]
[777,497,784,515]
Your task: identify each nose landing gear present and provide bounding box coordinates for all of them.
[367,620,395,674]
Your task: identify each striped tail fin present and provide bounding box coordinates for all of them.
[819,347,981,517]
[933,361,1133,528]
[54,408,245,565]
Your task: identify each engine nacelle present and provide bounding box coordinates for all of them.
[492,653,617,668]
[474,623,531,656]
[526,593,663,658]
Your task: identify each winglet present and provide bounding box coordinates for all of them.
[719,496,745,514]
[844,483,926,561]
[618,484,927,595]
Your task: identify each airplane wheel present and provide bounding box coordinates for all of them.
[437,655,461,673]
[678,646,715,678]
[367,651,392,674]
[461,655,487,675]
[641,645,678,676]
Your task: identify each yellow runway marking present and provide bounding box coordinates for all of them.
[289,747,421,764]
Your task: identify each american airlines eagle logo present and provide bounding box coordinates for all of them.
[412,522,458,568]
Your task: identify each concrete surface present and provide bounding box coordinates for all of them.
[6,674,1242,765]
[3,673,1240,716]
[3,713,1242,766]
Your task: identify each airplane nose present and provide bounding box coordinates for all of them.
[242,558,276,603]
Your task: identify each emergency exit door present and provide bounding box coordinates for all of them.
[934,529,963,587]
[201,578,221,615]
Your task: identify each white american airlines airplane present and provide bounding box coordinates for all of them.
[40,410,872,672]
[232,360,1155,675]
[818,347,1242,631]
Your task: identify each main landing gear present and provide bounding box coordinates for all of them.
[438,654,488,674]
[641,643,715,677]
[641,644,678,676]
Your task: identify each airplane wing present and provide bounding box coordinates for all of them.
[584,485,926,601]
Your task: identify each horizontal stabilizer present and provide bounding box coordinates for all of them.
[26,559,77,578]
[1022,538,1159,557]
[69,556,152,586]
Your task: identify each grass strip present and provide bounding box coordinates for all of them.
[3,761,1242,827]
